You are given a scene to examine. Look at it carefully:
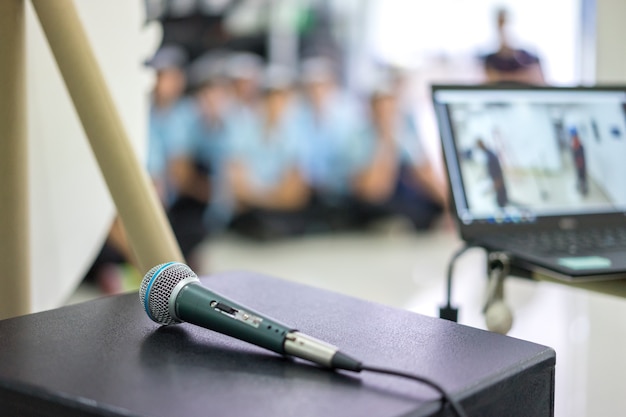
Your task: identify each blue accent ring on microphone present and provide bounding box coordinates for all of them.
[143,261,177,319]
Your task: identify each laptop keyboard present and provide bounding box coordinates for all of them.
[503,227,626,256]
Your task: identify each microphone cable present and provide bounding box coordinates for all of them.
[355,364,469,417]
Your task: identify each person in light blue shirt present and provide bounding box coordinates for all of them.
[295,57,364,195]
[292,57,366,230]
[148,98,196,199]
[146,45,221,265]
[186,51,232,181]
[145,44,197,206]
[225,52,263,119]
[224,65,311,239]
[185,51,234,234]
[350,82,447,230]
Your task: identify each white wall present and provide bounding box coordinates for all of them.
[27,0,159,312]
[595,0,626,83]
[587,2,626,407]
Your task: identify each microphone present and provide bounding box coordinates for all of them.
[140,263,470,417]
[139,262,361,371]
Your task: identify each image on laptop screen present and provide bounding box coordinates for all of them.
[433,87,626,226]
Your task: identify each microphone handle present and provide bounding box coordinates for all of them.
[176,282,294,355]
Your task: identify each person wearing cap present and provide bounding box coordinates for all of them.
[184,51,231,196]
[146,44,197,205]
[225,52,263,116]
[183,51,238,235]
[160,51,235,264]
[224,65,311,239]
[293,56,364,230]
[350,82,446,230]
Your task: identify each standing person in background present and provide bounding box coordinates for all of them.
[225,65,311,239]
[483,7,545,85]
[351,83,446,230]
[295,57,363,230]
[569,128,588,196]
[476,138,509,208]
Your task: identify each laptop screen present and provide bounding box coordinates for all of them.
[433,86,626,226]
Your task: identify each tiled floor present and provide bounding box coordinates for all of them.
[70,224,626,416]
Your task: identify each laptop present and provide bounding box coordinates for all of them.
[432,84,626,282]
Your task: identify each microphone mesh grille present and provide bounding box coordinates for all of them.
[139,262,197,325]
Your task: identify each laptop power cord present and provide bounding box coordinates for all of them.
[439,243,475,322]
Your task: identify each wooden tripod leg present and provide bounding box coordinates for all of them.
[0,0,31,319]
[30,0,184,274]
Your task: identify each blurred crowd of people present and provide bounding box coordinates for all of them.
[146,46,447,264]
[140,4,545,266]
[85,4,547,292]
